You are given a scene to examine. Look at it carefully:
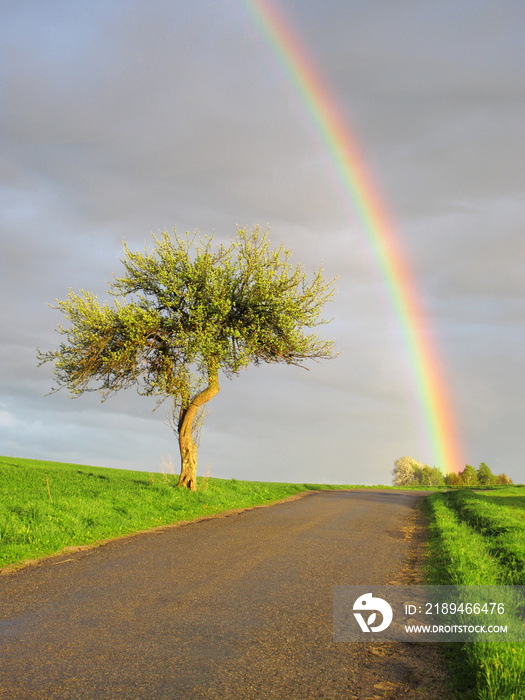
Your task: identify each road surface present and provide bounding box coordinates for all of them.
[0,490,453,699]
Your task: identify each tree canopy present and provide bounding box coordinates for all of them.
[392,456,444,487]
[38,227,338,488]
[444,463,512,487]
[477,462,494,486]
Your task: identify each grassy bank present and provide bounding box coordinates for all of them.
[0,455,304,570]
[425,488,525,699]
[0,455,425,570]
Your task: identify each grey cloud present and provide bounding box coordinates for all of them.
[1,1,524,482]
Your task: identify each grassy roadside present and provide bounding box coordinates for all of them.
[0,455,304,570]
[0,455,431,571]
[424,488,525,699]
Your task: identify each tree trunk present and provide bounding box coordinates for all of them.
[177,363,219,490]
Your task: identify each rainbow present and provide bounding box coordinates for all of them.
[241,0,463,473]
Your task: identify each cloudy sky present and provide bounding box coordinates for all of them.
[1,0,524,484]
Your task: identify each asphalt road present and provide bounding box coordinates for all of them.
[0,490,453,699]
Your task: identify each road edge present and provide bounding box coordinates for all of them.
[0,489,317,576]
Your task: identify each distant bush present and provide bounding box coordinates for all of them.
[392,456,444,487]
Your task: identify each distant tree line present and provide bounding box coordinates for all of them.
[392,457,512,487]
[445,462,512,487]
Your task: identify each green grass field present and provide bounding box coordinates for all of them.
[425,487,525,700]
[0,455,420,570]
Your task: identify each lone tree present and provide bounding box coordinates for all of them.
[38,227,337,489]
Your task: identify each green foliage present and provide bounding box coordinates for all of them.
[460,464,479,486]
[392,456,444,486]
[425,488,525,698]
[477,462,495,486]
[37,227,337,412]
[37,227,338,486]
[445,464,511,489]
[392,456,423,485]
[417,465,445,486]
[444,472,461,486]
